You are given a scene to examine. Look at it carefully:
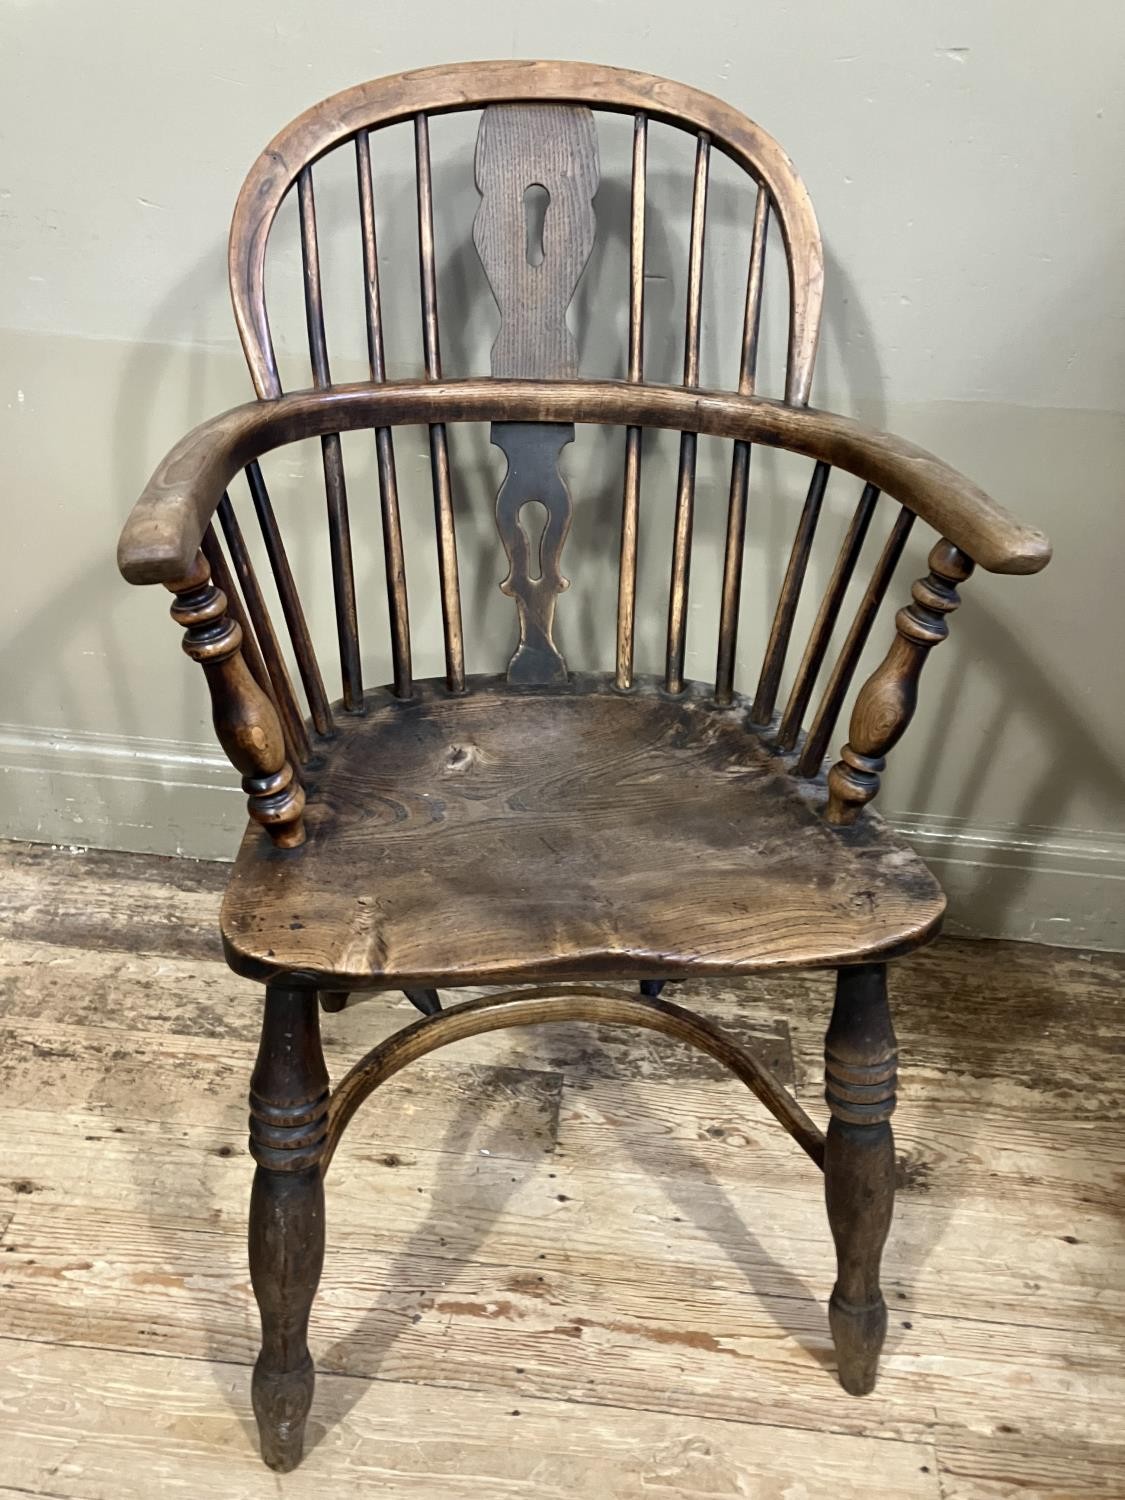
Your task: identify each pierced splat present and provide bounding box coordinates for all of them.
[474,104,599,683]
[492,423,573,682]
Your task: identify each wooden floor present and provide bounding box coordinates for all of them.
[0,841,1122,1499]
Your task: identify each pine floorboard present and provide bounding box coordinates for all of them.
[0,841,1122,1498]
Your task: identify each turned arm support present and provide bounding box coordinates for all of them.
[117,376,1051,586]
[165,551,305,848]
[826,539,973,826]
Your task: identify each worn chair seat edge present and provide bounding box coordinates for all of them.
[220,894,946,993]
[117,378,1052,587]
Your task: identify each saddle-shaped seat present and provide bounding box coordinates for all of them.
[221,675,944,988]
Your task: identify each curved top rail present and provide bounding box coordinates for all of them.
[118,378,1051,586]
[229,59,824,404]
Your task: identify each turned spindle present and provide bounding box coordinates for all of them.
[826,538,974,825]
[165,551,306,848]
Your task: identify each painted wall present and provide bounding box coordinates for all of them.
[1,2,1122,944]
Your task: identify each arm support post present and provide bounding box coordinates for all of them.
[166,551,306,849]
[826,538,974,826]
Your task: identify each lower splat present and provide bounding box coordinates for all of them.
[492,420,574,683]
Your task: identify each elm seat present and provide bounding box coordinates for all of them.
[220,674,944,988]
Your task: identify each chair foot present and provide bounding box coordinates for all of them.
[828,1290,888,1396]
[248,986,328,1473]
[403,987,442,1016]
[252,1351,315,1472]
[319,990,350,1013]
[639,979,666,998]
[824,963,897,1397]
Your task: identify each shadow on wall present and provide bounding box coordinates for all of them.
[0,245,249,757]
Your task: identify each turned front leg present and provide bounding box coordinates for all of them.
[248,985,329,1472]
[165,550,305,848]
[824,963,897,1395]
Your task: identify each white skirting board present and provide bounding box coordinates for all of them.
[0,724,245,862]
[1,722,1121,951]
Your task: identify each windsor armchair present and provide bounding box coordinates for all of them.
[117,61,1050,1471]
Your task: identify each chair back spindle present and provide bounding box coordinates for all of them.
[715,185,770,704]
[356,128,413,699]
[751,460,831,724]
[664,133,710,695]
[775,482,879,751]
[297,167,364,710]
[243,461,334,738]
[416,113,467,693]
[615,112,648,691]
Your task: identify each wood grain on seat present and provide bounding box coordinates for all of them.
[220,675,944,989]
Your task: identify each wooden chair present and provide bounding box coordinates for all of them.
[117,61,1051,1471]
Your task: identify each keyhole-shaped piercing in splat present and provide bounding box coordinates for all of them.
[523,183,548,266]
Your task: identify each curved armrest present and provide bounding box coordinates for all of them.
[119,377,1051,584]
